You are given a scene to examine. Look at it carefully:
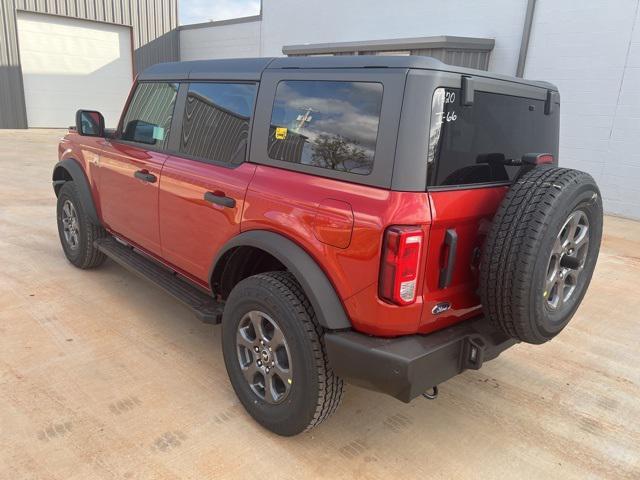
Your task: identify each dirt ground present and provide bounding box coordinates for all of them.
[0,129,638,479]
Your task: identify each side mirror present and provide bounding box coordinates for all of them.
[75,110,105,137]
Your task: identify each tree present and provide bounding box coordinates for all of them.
[310,134,369,172]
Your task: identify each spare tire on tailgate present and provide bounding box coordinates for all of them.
[479,166,603,344]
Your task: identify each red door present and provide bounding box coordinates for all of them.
[96,80,178,256]
[157,81,259,284]
[418,187,508,333]
[97,140,167,255]
[158,158,256,283]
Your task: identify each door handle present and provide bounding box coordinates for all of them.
[134,170,157,183]
[204,191,236,208]
[439,228,458,289]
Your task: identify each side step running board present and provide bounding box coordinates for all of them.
[95,237,224,324]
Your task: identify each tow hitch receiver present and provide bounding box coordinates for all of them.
[324,316,517,403]
[462,336,486,370]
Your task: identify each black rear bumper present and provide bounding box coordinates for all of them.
[325,316,517,403]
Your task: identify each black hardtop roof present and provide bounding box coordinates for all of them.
[138,55,556,90]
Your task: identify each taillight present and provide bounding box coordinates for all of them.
[379,226,424,305]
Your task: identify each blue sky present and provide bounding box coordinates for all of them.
[180,0,261,25]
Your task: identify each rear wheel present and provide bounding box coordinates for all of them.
[56,181,107,269]
[480,167,603,344]
[221,271,343,436]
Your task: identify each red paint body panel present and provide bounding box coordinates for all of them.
[60,129,507,337]
[158,156,257,283]
[312,198,354,249]
[59,133,105,219]
[418,187,508,334]
[243,165,431,336]
[97,140,168,255]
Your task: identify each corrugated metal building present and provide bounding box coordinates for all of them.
[0,0,179,128]
[282,36,495,71]
[176,0,640,220]
[1,0,639,218]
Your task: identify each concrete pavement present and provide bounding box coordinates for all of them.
[0,129,638,479]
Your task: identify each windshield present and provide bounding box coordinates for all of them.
[427,87,559,187]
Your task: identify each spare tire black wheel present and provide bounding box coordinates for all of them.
[480,167,603,344]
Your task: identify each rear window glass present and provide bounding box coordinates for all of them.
[427,88,559,187]
[180,82,257,164]
[268,80,383,175]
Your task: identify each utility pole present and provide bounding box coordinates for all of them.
[295,107,315,131]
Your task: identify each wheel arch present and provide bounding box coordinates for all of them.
[52,159,100,225]
[211,230,352,330]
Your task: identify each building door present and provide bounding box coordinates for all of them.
[16,12,133,128]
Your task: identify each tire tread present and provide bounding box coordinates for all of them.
[240,271,343,432]
[479,167,598,343]
[57,181,107,269]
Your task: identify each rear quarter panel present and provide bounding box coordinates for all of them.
[242,165,432,336]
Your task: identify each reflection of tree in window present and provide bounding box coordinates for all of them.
[310,134,368,173]
[267,80,383,176]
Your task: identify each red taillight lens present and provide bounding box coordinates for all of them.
[379,226,423,305]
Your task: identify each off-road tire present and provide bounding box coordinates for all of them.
[56,181,107,269]
[222,271,343,436]
[480,167,603,344]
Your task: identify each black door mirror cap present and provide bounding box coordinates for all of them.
[75,110,105,137]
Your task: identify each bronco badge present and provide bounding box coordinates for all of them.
[432,302,451,315]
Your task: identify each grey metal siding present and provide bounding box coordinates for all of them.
[0,0,179,128]
[413,49,491,71]
[283,36,494,71]
[0,0,28,128]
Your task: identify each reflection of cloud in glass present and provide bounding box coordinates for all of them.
[427,88,445,164]
[270,80,383,175]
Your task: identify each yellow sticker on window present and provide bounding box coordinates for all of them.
[275,127,288,140]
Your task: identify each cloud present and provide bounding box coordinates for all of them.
[180,0,260,25]
[274,81,383,149]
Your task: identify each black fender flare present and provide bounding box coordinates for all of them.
[52,158,100,225]
[212,230,352,330]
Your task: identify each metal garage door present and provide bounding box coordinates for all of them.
[16,12,133,128]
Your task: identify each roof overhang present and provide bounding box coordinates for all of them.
[282,35,495,56]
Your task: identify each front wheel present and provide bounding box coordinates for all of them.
[56,181,107,269]
[221,271,343,436]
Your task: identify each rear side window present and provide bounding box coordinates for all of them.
[180,82,257,164]
[121,82,178,148]
[427,88,559,187]
[268,80,383,175]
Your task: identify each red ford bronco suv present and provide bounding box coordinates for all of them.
[53,56,602,436]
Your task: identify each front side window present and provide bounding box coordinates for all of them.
[427,88,559,187]
[121,82,178,148]
[268,80,383,175]
[180,82,257,164]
